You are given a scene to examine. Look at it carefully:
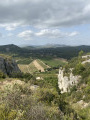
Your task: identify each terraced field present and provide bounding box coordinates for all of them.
[18,58,67,73]
[18,64,29,73]
[18,59,49,74]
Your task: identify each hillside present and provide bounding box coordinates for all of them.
[22,45,90,59]
[18,59,50,73]
[0,44,22,53]
[0,52,90,120]
[23,44,68,49]
[57,52,90,119]
[0,44,90,59]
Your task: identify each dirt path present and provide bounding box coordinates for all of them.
[33,60,45,72]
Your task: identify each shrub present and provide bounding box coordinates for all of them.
[0,71,6,79]
[70,85,77,93]
[0,104,17,120]
[73,63,85,75]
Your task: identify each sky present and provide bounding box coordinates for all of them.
[0,0,90,46]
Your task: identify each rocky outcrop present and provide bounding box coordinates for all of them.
[58,68,81,93]
[82,55,90,58]
[0,56,20,75]
[82,59,90,64]
[82,55,90,64]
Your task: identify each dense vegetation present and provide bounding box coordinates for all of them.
[0,50,90,120]
[62,52,90,119]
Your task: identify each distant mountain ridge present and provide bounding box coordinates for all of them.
[23,44,69,49]
[0,44,22,53]
[0,44,90,59]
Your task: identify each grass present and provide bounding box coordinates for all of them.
[18,62,38,74]
[18,64,29,73]
[16,57,33,64]
[34,69,58,89]
[41,58,67,67]
[36,59,50,69]
[0,54,12,59]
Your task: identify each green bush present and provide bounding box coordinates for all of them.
[73,63,85,75]
[70,85,77,93]
[78,107,90,120]
[0,71,6,79]
[0,104,17,120]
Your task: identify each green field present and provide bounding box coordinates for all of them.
[41,58,67,67]
[36,59,50,69]
[16,57,33,64]
[18,58,67,74]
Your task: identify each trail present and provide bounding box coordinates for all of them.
[33,60,45,72]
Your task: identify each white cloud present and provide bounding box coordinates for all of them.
[0,0,90,28]
[83,4,90,14]
[18,30,34,40]
[18,29,79,40]
[0,23,22,31]
[69,31,79,37]
[36,29,79,38]
[36,29,68,38]
[6,25,16,31]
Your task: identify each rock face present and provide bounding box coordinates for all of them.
[0,56,20,75]
[58,68,81,93]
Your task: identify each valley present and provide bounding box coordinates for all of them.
[0,1,90,119]
[0,44,90,120]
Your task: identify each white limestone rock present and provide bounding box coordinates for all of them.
[58,68,81,93]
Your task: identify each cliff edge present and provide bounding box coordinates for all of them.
[0,56,20,75]
[58,68,81,93]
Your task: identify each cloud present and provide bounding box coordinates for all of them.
[36,29,68,38]
[36,29,79,38]
[18,29,79,40]
[18,30,34,40]
[0,33,2,37]
[0,0,90,28]
[0,23,22,31]
[69,31,79,37]
[83,4,90,14]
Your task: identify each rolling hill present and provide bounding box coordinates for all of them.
[0,44,90,59]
